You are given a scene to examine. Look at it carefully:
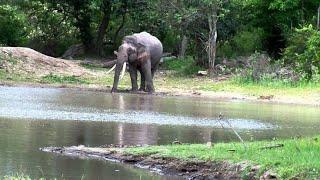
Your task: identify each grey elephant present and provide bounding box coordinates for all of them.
[111,32,163,93]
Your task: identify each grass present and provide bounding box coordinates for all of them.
[161,56,202,76]
[41,74,89,84]
[125,136,320,179]
[3,173,45,180]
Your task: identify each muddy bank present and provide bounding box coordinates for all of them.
[40,146,263,180]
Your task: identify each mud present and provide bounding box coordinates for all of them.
[40,146,261,180]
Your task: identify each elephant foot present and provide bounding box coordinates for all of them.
[130,88,138,93]
[146,88,155,94]
[139,87,146,92]
[111,88,118,93]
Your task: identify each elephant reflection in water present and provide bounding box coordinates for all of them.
[111,94,155,111]
[110,94,158,145]
[116,123,159,145]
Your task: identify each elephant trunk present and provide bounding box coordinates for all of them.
[111,61,126,92]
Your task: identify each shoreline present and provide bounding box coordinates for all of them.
[40,135,320,179]
[40,145,260,179]
[1,80,320,107]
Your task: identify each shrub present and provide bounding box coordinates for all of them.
[232,28,264,56]
[161,56,202,76]
[282,25,320,81]
[0,5,29,46]
[217,28,265,58]
[233,53,302,86]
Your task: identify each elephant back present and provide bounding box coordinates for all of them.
[125,32,162,49]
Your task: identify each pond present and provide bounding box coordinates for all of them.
[0,86,319,179]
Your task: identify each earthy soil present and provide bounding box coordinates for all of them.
[0,47,93,77]
[40,146,263,180]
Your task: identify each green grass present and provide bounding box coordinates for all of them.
[161,56,202,76]
[3,173,45,180]
[125,136,320,179]
[41,74,89,84]
[80,63,105,71]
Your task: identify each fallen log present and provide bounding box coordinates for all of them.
[260,144,284,150]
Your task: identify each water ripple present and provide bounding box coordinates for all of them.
[0,107,275,130]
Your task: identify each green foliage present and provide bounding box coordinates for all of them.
[217,28,265,58]
[161,57,202,76]
[282,25,320,81]
[232,28,264,55]
[126,135,320,179]
[25,1,79,57]
[0,5,28,46]
[41,74,88,84]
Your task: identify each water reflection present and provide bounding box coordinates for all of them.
[0,87,320,179]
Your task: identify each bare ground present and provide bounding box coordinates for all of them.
[41,146,262,180]
[0,47,319,106]
[0,47,93,77]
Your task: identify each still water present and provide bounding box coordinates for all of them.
[0,87,319,179]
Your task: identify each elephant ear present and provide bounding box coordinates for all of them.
[136,43,150,63]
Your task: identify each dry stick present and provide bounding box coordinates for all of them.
[218,113,247,150]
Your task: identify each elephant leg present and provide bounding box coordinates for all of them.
[142,60,154,93]
[151,61,160,79]
[139,69,146,91]
[129,64,138,92]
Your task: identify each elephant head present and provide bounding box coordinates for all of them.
[111,36,150,93]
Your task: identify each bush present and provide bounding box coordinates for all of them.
[233,53,302,86]
[0,5,29,46]
[161,56,202,76]
[282,25,320,81]
[217,28,265,58]
[25,2,79,57]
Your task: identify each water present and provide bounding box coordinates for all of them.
[0,86,319,179]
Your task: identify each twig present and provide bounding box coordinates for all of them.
[260,144,284,150]
[218,112,247,149]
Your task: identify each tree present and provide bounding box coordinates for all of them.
[0,4,28,46]
[161,0,228,73]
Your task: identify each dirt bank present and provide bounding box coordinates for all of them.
[41,145,263,180]
[0,47,92,77]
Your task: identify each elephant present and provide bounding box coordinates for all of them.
[111,32,163,93]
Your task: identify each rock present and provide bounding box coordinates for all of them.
[258,95,274,100]
[206,142,213,148]
[62,44,85,59]
[197,71,208,76]
[260,171,278,179]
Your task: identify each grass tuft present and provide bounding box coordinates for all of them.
[41,74,88,84]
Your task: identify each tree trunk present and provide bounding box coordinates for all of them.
[194,34,206,67]
[112,13,127,50]
[207,11,218,75]
[74,14,93,53]
[95,1,112,56]
[179,35,188,58]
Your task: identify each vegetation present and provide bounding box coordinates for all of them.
[41,74,88,84]
[0,0,319,81]
[3,173,44,180]
[125,135,320,179]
